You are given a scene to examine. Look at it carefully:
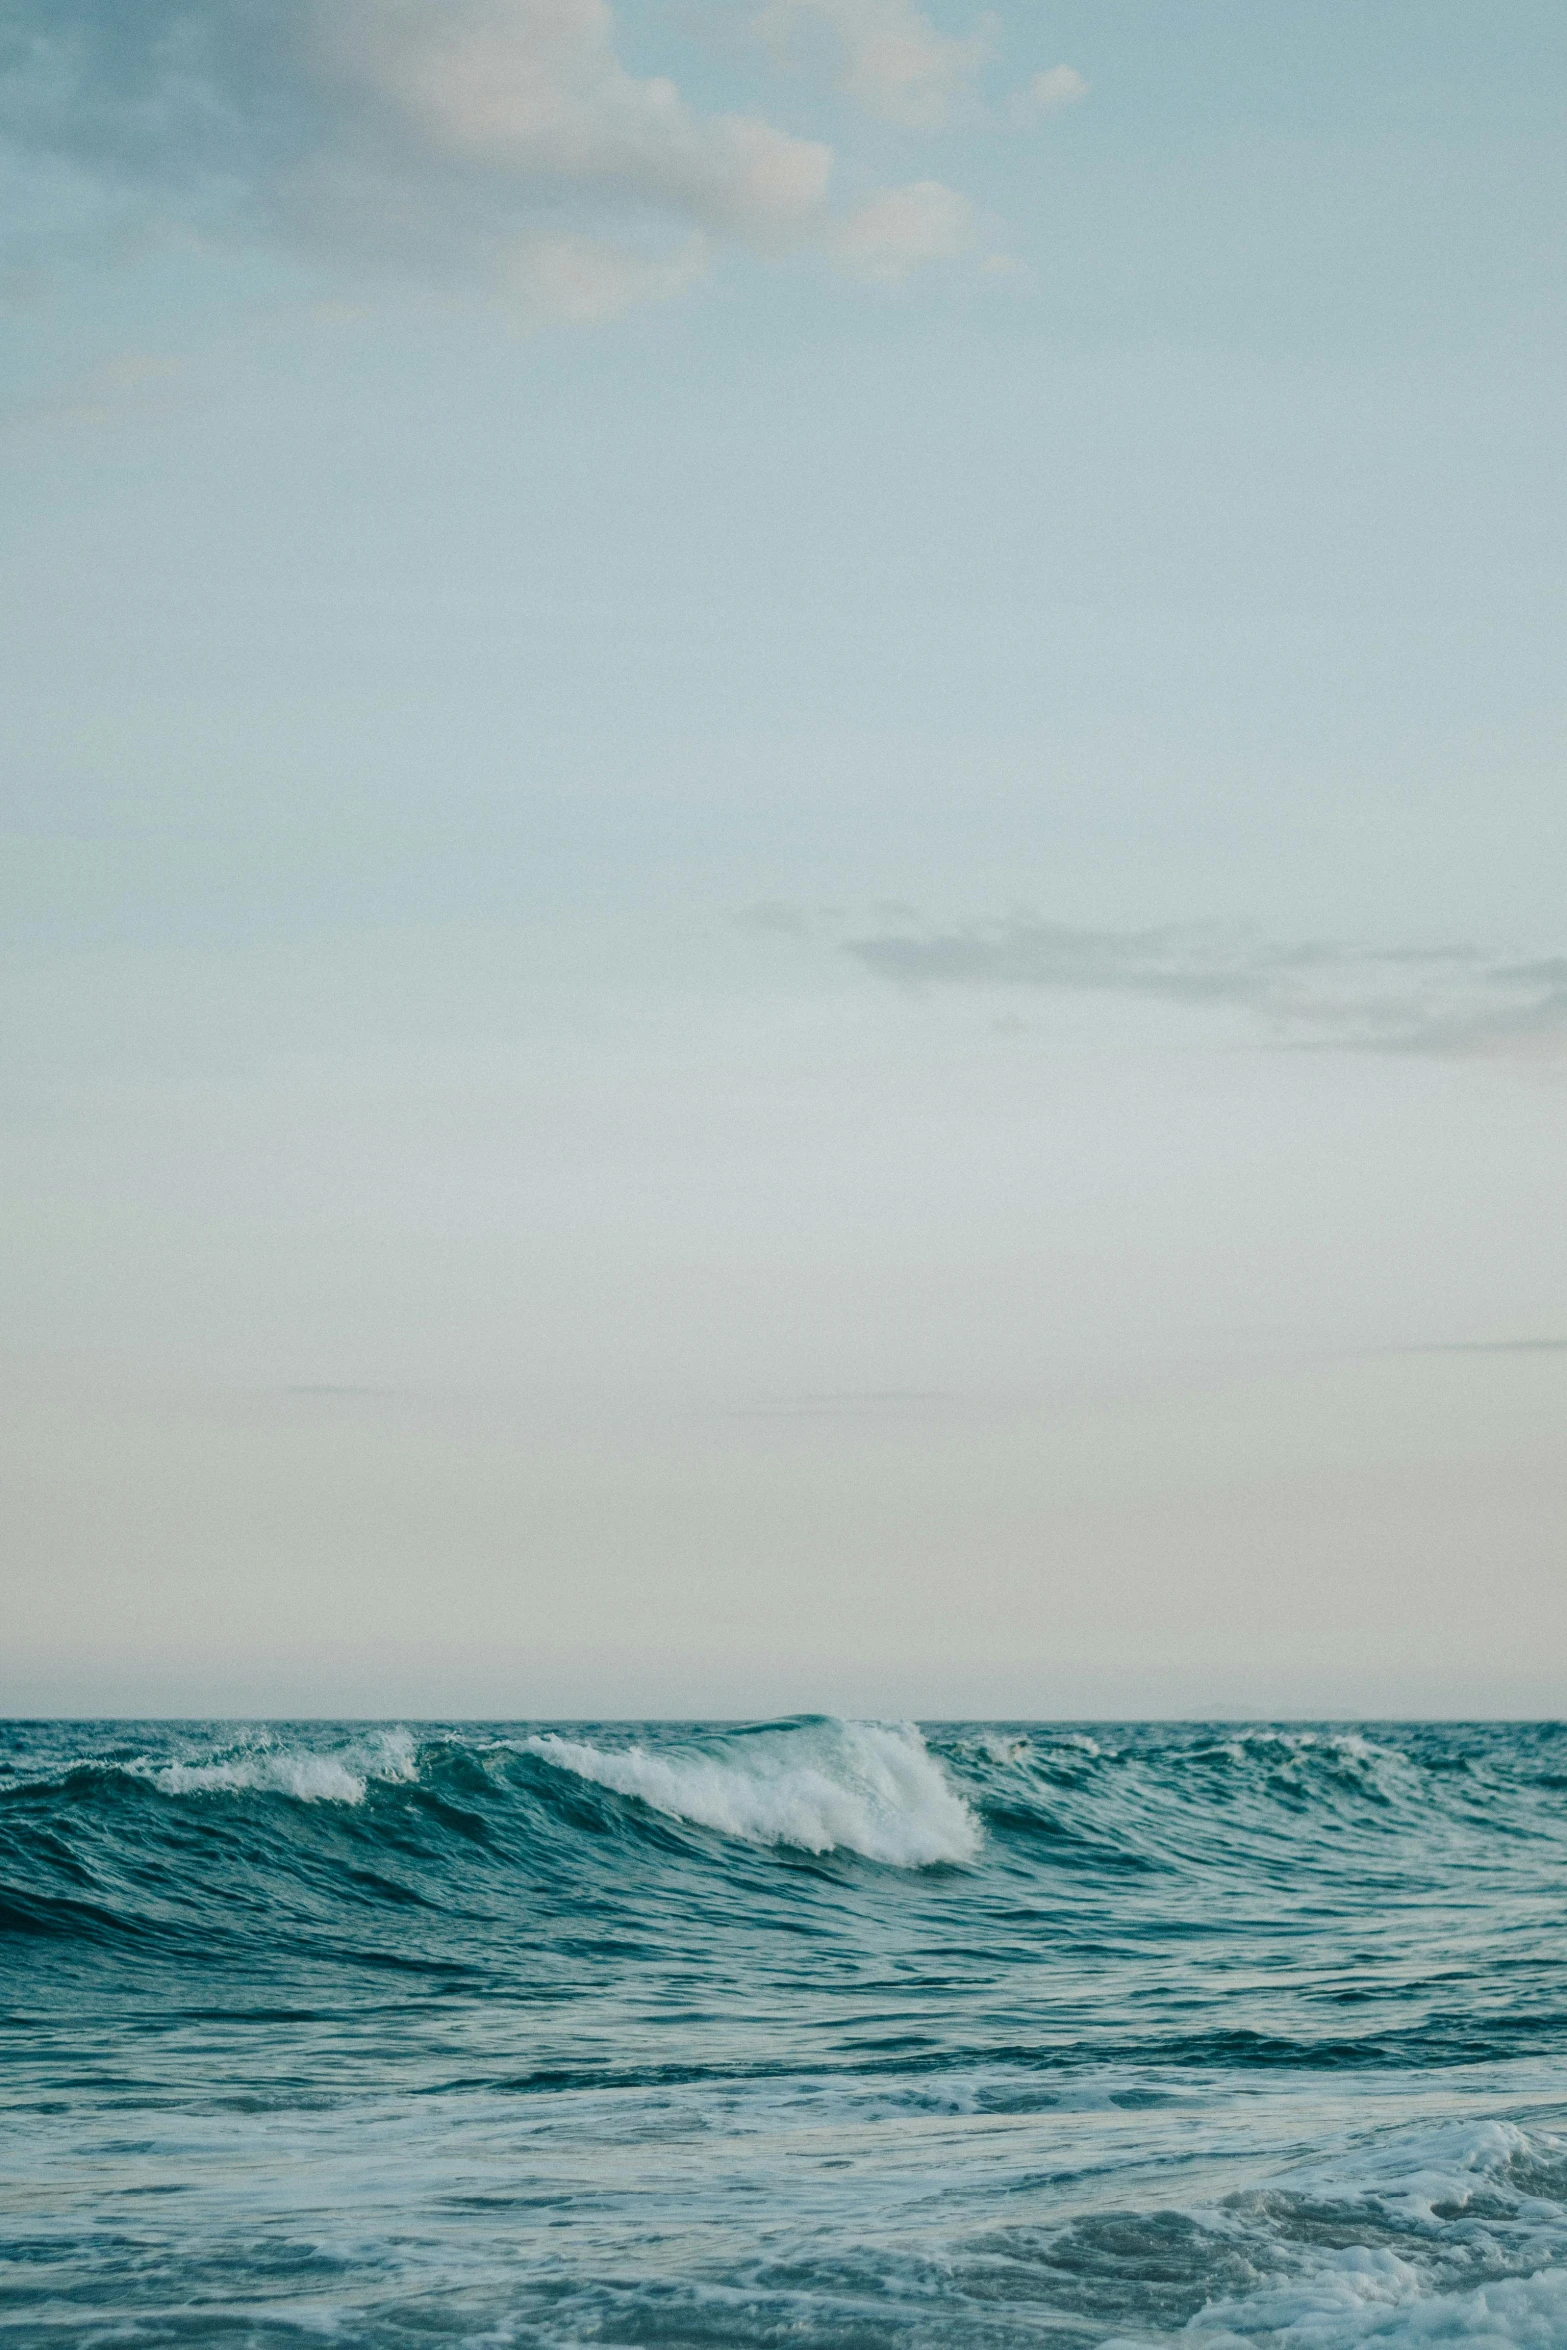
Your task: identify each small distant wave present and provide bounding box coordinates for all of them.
[139,1728,420,1805]
[1204,1725,1392,1769]
[974,1731,1035,1765]
[526,1719,981,1867]
[1178,1725,1426,1809]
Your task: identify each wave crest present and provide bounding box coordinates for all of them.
[526,1719,981,1867]
[142,1728,419,1805]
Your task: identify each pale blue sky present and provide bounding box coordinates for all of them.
[3,2,1565,1716]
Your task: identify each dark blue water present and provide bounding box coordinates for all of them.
[6,1717,1567,2346]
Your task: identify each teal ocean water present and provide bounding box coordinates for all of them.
[6,1717,1567,2345]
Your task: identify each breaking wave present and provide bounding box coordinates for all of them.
[140,1726,420,1804]
[525,1718,981,1866]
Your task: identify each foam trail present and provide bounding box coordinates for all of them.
[527,1719,981,1866]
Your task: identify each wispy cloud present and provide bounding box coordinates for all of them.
[723,1387,951,1419]
[750,0,993,129]
[777,908,1567,1057]
[1405,1339,1567,1354]
[749,2,1085,137]
[826,175,973,279]
[2,346,187,429]
[0,0,976,316]
[1008,64,1088,121]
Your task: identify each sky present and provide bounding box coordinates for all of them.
[2,0,1565,1720]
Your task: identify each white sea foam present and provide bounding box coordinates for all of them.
[1288,2115,1551,2219]
[146,1727,419,1805]
[1184,2254,1567,2346]
[1096,2118,1567,2350]
[526,1719,981,1866]
[976,1731,1034,1764]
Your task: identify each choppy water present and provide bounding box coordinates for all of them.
[6,1717,1567,2346]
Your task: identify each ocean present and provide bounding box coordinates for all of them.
[5,1715,1567,2346]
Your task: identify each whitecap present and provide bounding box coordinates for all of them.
[526,1719,981,1867]
[975,1731,1034,1764]
[143,1727,419,1805]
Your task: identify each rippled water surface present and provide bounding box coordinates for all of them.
[6,1717,1567,2345]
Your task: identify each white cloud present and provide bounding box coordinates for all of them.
[752,0,994,129]
[0,0,977,317]
[1010,63,1088,120]
[830,177,973,281]
[326,0,834,243]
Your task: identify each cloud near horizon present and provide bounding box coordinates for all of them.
[785,910,1567,1058]
[0,0,983,316]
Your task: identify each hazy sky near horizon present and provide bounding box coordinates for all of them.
[3,0,1565,1718]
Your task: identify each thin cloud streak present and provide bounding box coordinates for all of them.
[829,914,1567,1057]
[1402,1340,1567,1355]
